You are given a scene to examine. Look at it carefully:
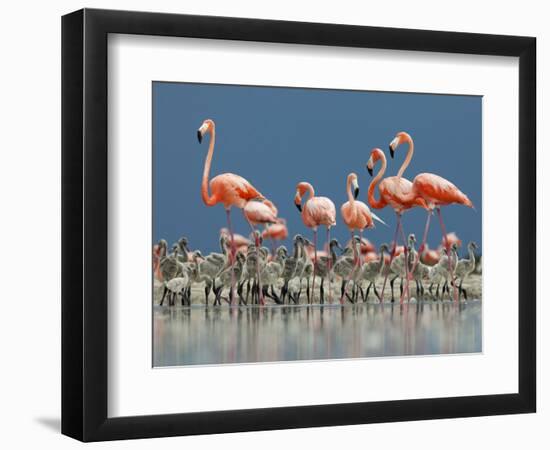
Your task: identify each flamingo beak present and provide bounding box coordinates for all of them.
[389,137,399,158]
[197,130,203,143]
[294,192,302,212]
[352,179,360,199]
[366,165,373,176]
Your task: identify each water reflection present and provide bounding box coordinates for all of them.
[153,301,481,367]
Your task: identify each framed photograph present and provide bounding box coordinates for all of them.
[62,8,536,441]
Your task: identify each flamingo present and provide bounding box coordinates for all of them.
[441,232,462,249]
[294,181,336,303]
[332,237,361,303]
[220,228,251,248]
[260,246,287,304]
[358,237,376,255]
[341,173,375,264]
[340,173,388,302]
[243,198,278,304]
[315,239,342,304]
[366,148,428,303]
[262,218,288,255]
[454,241,478,300]
[420,244,441,266]
[429,244,459,300]
[388,131,474,301]
[197,119,265,304]
[153,239,167,281]
[280,235,304,304]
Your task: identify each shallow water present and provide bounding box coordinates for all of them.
[153,300,481,367]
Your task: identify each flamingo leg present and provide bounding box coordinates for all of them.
[326,226,332,304]
[398,220,411,304]
[358,229,364,270]
[351,230,357,264]
[225,209,236,305]
[379,213,402,303]
[409,210,433,280]
[436,207,458,302]
[264,224,276,256]
[311,228,318,305]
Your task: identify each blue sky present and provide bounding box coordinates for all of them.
[153,82,481,256]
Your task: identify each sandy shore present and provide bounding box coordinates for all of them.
[154,274,482,306]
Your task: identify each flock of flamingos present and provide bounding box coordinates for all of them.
[153,119,480,307]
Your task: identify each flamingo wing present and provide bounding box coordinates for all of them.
[379,177,413,209]
[307,196,336,226]
[244,200,278,225]
[340,201,357,228]
[211,173,264,208]
[414,173,473,207]
[356,201,375,229]
[262,223,288,240]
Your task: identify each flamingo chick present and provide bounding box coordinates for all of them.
[243,198,278,305]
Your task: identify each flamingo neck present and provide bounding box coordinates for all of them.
[368,154,387,209]
[397,135,414,178]
[292,240,300,258]
[220,239,227,256]
[346,176,357,222]
[180,245,189,262]
[468,246,475,263]
[377,252,385,271]
[303,182,315,201]
[201,125,217,206]
[330,244,338,265]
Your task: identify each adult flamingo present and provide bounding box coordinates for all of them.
[341,173,375,258]
[441,232,462,249]
[262,218,288,255]
[340,173,385,303]
[389,131,474,301]
[294,182,336,303]
[366,148,428,303]
[220,228,250,248]
[243,198,279,304]
[197,118,265,304]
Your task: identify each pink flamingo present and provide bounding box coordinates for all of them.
[294,182,336,304]
[441,232,462,249]
[389,131,474,302]
[220,228,251,248]
[421,245,441,266]
[366,148,428,303]
[197,119,266,304]
[358,237,376,255]
[262,218,288,255]
[153,239,167,281]
[340,173,381,303]
[341,173,375,252]
[243,198,279,304]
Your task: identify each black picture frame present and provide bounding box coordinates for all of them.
[62,8,536,442]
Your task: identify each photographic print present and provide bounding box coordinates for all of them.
[152,82,482,367]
